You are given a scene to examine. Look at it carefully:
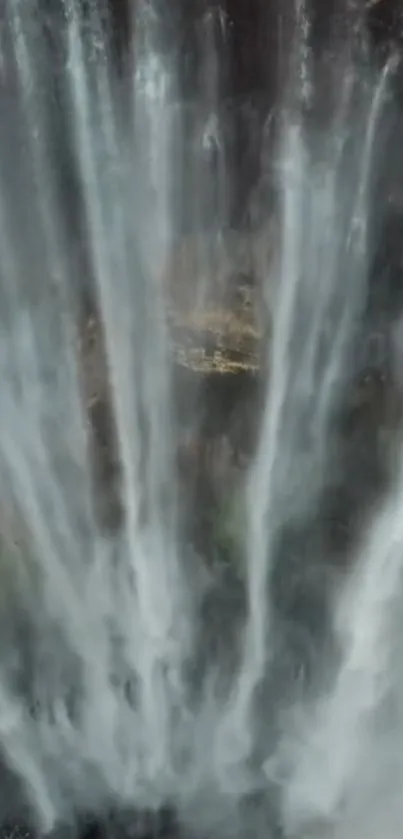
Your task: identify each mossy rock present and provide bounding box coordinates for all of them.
[211,483,248,572]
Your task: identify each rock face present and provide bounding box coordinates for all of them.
[167,230,271,374]
[75,228,267,542]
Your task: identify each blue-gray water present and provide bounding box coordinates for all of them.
[0,2,402,838]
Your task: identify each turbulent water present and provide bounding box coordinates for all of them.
[0,1,402,838]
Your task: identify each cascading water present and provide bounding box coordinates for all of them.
[0,0,194,827]
[0,1,402,838]
[187,3,229,310]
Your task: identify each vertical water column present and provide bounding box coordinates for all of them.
[190,5,229,309]
[64,0,194,806]
[216,0,391,799]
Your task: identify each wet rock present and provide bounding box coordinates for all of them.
[76,807,179,839]
[0,806,181,839]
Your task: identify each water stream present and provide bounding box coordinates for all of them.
[0,2,402,838]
